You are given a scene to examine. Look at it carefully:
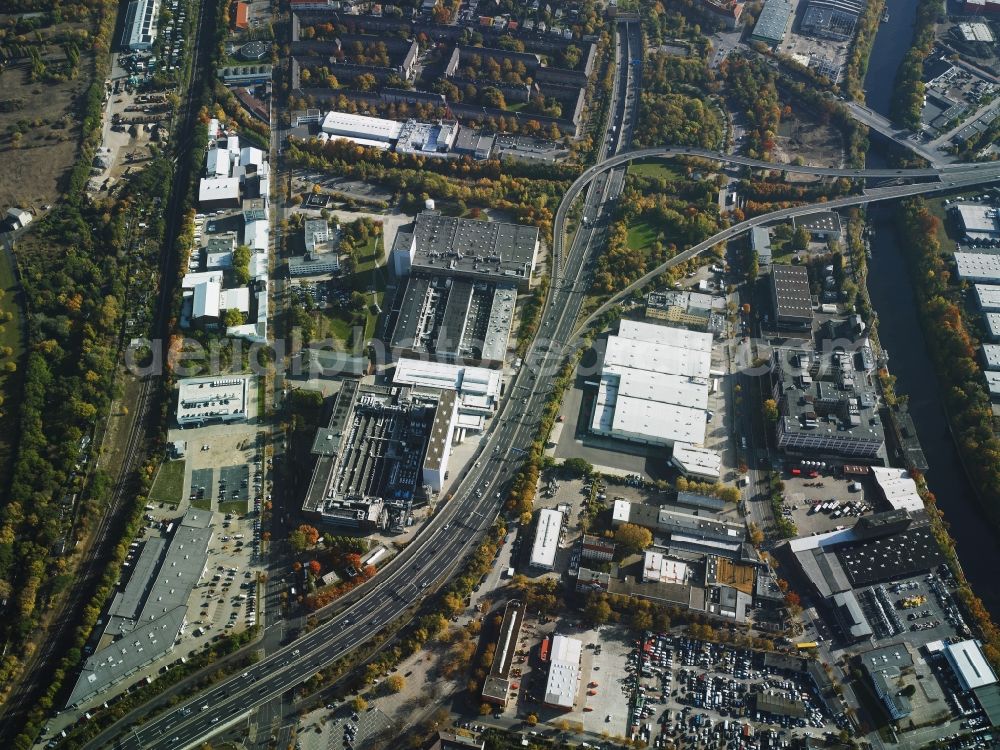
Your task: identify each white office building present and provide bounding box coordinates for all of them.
[530,509,563,570]
[392,358,502,432]
[176,376,250,426]
[671,443,722,481]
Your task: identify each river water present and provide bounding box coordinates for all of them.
[862,1,1000,619]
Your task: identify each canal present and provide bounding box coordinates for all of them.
[863,0,1000,619]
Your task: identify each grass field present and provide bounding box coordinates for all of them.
[927,195,958,251]
[318,235,386,348]
[626,218,658,254]
[190,497,212,511]
[628,160,682,181]
[149,460,186,506]
[218,499,248,516]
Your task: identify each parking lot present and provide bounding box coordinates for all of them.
[633,635,842,748]
[778,470,874,537]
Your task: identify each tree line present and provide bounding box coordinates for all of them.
[896,197,1000,670]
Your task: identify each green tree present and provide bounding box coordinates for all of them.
[614,523,653,555]
[763,398,779,422]
[561,457,593,477]
[222,308,244,327]
[791,226,811,252]
[232,244,252,285]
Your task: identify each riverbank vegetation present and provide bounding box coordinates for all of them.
[843,0,885,101]
[889,0,943,130]
[896,197,1000,669]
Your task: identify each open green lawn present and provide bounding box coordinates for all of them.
[628,160,682,181]
[150,459,186,506]
[928,196,958,252]
[626,218,658,254]
[218,499,248,516]
[352,236,381,276]
[190,497,211,511]
[317,235,386,348]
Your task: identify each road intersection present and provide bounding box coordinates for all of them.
[91,27,1000,750]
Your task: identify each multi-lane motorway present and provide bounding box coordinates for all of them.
[94,19,641,750]
[93,20,1000,750]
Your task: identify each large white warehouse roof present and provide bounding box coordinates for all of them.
[544,635,582,709]
[617,319,713,352]
[603,336,712,379]
[529,509,562,570]
[945,639,998,691]
[321,111,403,143]
[955,252,1000,283]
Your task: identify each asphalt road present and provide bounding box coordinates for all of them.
[91,20,642,750]
[91,21,1000,750]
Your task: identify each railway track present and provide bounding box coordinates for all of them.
[0,0,210,738]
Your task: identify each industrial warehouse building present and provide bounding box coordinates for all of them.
[976,284,1000,311]
[945,640,998,692]
[387,275,516,365]
[390,211,539,292]
[543,635,583,709]
[301,381,457,532]
[385,211,537,366]
[800,0,865,41]
[392,358,502,433]
[751,0,792,44]
[790,511,946,641]
[793,211,843,240]
[481,600,525,706]
[66,510,212,706]
[770,265,813,329]
[951,204,1000,242]
[321,110,403,148]
[590,320,713,448]
[955,252,1000,283]
[530,509,563,570]
[122,0,160,50]
[770,346,884,459]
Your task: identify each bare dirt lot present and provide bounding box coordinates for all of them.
[0,18,93,212]
[771,110,845,175]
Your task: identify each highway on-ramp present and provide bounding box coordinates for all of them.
[90,25,1000,750]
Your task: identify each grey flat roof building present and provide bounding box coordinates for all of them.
[390,211,539,292]
[751,0,792,44]
[67,510,212,707]
[387,275,516,365]
[302,381,454,529]
[793,210,843,238]
[453,129,496,160]
[751,227,773,265]
[831,590,873,641]
[770,264,813,328]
